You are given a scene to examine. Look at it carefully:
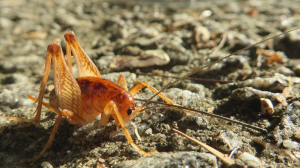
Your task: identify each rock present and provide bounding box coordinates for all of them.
[195,117,209,129]
[185,83,207,97]
[114,152,217,168]
[41,161,54,168]
[110,49,170,70]
[283,140,299,149]
[173,13,192,22]
[0,55,44,73]
[237,152,261,167]
[276,66,295,76]
[212,130,241,152]
[0,17,12,28]
[0,89,19,108]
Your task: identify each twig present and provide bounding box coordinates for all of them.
[172,128,235,166]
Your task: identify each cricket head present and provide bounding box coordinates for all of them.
[112,92,138,127]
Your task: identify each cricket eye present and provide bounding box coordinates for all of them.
[127,108,133,115]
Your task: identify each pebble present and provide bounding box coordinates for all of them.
[41,162,54,168]
[0,89,19,108]
[0,55,44,73]
[115,152,217,168]
[237,152,262,167]
[213,130,240,152]
[276,66,295,76]
[172,13,192,21]
[109,49,170,71]
[144,128,153,135]
[283,140,299,149]
[195,117,209,129]
[1,73,29,85]
[185,83,207,97]
[0,17,12,28]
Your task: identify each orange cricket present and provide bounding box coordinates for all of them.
[6,31,178,162]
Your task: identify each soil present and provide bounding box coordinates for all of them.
[1,0,300,168]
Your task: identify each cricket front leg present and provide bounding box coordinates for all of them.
[129,82,195,114]
[101,101,158,155]
[130,82,180,105]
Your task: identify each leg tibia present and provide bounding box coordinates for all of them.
[32,45,54,123]
[116,74,128,91]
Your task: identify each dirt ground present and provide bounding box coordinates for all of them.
[1,0,300,167]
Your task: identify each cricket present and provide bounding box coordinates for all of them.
[4,27,300,166]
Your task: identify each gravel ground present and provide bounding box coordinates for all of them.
[1,0,300,168]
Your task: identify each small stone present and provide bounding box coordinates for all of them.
[195,117,208,129]
[115,152,217,168]
[213,130,240,152]
[20,98,34,107]
[0,17,12,28]
[110,49,170,71]
[1,73,29,85]
[41,161,53,168]
[185,83,206,97]
[144,128,153,135]
[142,27,159,37]
[173,13,192,21]
[0,89,19,108]
[283,140,299,149]
[294,129,300,140]
[293,65,300,76]
[0,55,44,73]
[237,152,261,167]
[276,66,295,76]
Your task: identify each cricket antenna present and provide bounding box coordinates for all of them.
[140,27,299,109]
[137,98,267,132]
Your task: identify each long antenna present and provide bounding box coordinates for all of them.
[140,28,299,109]
[137,100,267,133]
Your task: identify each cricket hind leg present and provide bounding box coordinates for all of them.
[101,100,158,155]
[6,45,54,124]
[64,31,102,78]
